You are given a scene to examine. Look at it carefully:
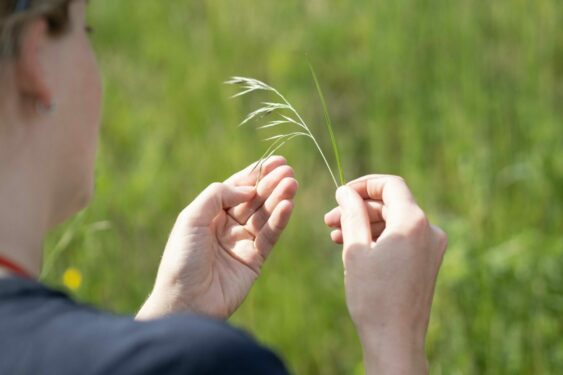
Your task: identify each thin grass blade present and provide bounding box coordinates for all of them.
[257,119,291,130]
[240,103,291,126]
[263,132,311,142]
[308,62,346,186]
[254,134,303,182]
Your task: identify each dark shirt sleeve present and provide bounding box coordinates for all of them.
[87,315,290,375]
[0,278,289,375]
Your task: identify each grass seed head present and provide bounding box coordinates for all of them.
[226,73,343,188]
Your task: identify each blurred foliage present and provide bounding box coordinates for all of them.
[43,0,562,374]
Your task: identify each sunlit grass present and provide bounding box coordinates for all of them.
[42,1,563,374]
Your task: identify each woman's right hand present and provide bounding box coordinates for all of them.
[324,175,448,375]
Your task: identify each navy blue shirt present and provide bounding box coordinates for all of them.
[0,277,289,374]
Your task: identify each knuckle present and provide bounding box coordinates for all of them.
[388,175,412,194]
[389,175,407,186]
[178,207,189,220]
[207,182,224,194]
[178,205,195,223]
[270,155,287,164]
[279,165,295,177]
[394,208,430,240]
[281,176,297,189]
[409,208,429,233]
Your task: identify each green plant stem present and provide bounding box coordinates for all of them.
[269,87,340,188]
[308,62,346,186]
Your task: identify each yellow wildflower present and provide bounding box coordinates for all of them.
[63,267,83,291]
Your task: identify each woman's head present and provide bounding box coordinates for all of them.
[0,0,102,228]
[1,0,72,58]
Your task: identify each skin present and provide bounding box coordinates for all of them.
[325,177,448,374]
[0,0,298,320]
[137,157,298,319]
[0,0,102,275]
[0,1,448,374]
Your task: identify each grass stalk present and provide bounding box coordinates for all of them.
[308,62,346,186]
[225,73,344,188]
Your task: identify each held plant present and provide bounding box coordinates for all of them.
[225,66,345,188]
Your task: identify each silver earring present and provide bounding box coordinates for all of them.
[35,100,56,115]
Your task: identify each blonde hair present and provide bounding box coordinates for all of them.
[0,0,73,58]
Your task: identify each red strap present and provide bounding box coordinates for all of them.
[0,255,32,278]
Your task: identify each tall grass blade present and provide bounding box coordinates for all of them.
[308,62,346,186]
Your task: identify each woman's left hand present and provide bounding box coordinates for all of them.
[137,156,297,320]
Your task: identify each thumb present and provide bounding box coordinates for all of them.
[336,186,371,248]
[185,183,255,226]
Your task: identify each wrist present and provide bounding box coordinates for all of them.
[357,325,428,375]
[136,292,169,320]
[136,286,191,320]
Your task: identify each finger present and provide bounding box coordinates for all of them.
[331,229,343,244]
[335,186,371,247]
[330,222,386,244]
[229,165,295,224]
[254,200,294,258]
[183,183,255,227]
[224,156,287,186]
[346,174,396,185]
[246,177,298,234]
[324,200,385,228]
[347,176,417,227]
[347,175,415,203]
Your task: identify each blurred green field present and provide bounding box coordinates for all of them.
[43,0,562,374]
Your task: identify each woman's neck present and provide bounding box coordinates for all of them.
[0,154,48,279]
[0,219,44,279]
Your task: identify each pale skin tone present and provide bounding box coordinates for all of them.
[137,156,298,319]
[325,178,448,374]
[0,1,447,374]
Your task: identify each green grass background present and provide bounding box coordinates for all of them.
[43,0,562,373]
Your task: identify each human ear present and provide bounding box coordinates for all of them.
[15,18,53,111]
